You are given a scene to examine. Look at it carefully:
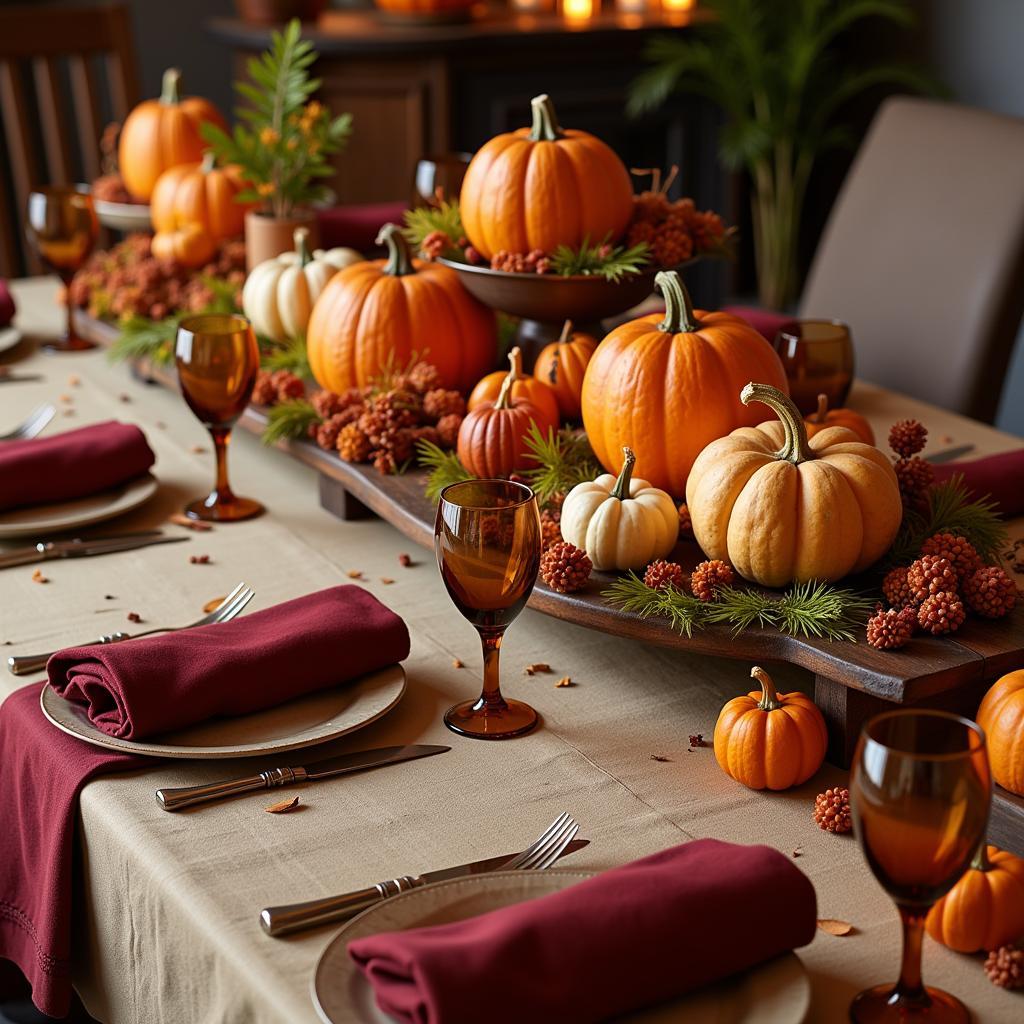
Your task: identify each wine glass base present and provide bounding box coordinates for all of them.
[444,697,538,740]
[185,495,265,523]
[42,334,97,353]
[850,983,970,1022]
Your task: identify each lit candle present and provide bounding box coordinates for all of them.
[511,0,544,11]
[661,0,695,10]
[616,0,645,11]
[562,0,594,20]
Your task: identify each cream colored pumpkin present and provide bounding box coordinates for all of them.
[560,447,678,571]
[242,227,362,343]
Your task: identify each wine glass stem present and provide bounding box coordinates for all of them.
[893,906,928,1007]
[211,426,235,501]
[477,630,508,711]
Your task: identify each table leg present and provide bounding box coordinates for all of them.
[814,674,883,768]
[318,474,376,522]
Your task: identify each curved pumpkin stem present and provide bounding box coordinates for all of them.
[970,842,992,872]
[656,271,699,333]
[751,665,784,712]
[160,67,182,106]
[494,369,515,411]
[558,319,573,344]
[294,226,312,268]
[529,94,564,142]
[810,393,829,424]
[507,346,524,382]
[199,151,216,175]
[377,223,414,277]
[610,446,636,501]
[741,382,815,465]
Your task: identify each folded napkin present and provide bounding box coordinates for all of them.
[933,449,1024,519]
[0,683,144,1018]
[349,838,817,1024]
[0,420,155,512]
[48,585,410,740]
[722,305,799,343]
[0,278,15,328]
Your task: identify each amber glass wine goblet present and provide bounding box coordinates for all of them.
[435,480,542,739]
[175,314,264,522]
[25,185,99,352]
[772,319,854,414]
[850,710,991,1023]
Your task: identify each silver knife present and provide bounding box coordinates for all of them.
[925,444,976,465]
[260,837,590,937]
[155,743,452,812]
[0,531,187,570]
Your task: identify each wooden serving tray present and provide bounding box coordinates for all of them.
[75,311,1024,852]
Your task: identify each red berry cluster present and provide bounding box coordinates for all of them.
[490,249,552,275]
[626,193,725,268]
[887,419,934,509]
[252,369,305,407]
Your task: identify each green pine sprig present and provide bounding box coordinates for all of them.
[550,236,651,281]
[418,440,472,502]
[107,315,177,366]
[522,424,602,506]
[260,335,312,379]
[261,398,320,445]
[603,573,874,641]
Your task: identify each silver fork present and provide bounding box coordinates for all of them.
[8,582,255,676]
[260,811,581,937]
[0,403,55,442]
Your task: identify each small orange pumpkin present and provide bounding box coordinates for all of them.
[581,271,789,496]
[468,346,560,427]
[118,68,226,202]
[804,393,875,445]
[151,153,250,246]
[976,670,1024,796]
[457,374,545,478]
[925,844,1024,952]
[459,94,634,261]
[150,222,216,268]
[533,320,597,421]
[306,224,496,394]
[713,666,827,791]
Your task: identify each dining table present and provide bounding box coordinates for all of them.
[2,275,1022,1024]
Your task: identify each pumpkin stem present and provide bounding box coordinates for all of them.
[377,223,414,277]
[751,665,784,712]
[610,447,636,501]
[507,345,524,382]
[656,271,699,333]
[160,67,182,106]
[529,94,564,142]
[494,368,515,410]
[294,227,312,268]
[811,393,829,424]
[970,842,992,872]
[199,151,216,175]
[558,319,573,344]
[740,381,815,465]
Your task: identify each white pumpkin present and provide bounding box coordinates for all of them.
[560,447,678,571]
[241,227,362,343]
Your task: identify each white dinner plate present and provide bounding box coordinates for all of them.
[312,870,811,1024]
[40,663,406,759]
[93,198,153,233]
[0,472,158,539]
[0,326,22,354]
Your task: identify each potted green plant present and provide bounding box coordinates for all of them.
[203,18,352,269]
[628,0,934,309]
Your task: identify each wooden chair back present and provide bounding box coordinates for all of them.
[0,3,139,278]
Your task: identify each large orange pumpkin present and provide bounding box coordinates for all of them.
[306,224,496,394]
[459,94,634,261]
[581,271,790,496]
[150,153,250,246]
[804,393,875,446]
[713,666,827,791]
[457,375,545,478]
[925,844,1024,952]
[534,320,597,421]
[118,68,226,202]
[976,670,1024,796]
[468,346,560,427]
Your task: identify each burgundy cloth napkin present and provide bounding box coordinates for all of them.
[49,585,411,740]
[0,420,155,512]
[0,683,144,1018]
[349,838,817,1024]
[933,449,1024,519]
[0,278,15,328]
[317,201,408,252]
[722,305,800,343]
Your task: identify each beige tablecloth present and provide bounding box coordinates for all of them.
[2,278,1022,1024]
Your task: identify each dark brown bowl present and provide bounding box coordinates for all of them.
[436,259,659,324]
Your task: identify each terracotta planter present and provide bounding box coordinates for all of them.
[245,210,319,271]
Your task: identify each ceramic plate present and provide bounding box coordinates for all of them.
[0,472,158,540]
[93,199,152,233]
[41,663,406,759]
[0,326,22,354]
[312,870,811,1024]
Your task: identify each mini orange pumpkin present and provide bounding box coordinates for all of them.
[976,670,1024,796]
[151,153,250,246]
[118,68,226,202]
[581,271,789,496]
[804,393,875,446]
[713,666,827,790]
[306,224,496,394]
[534,320,597,421]
[925,844,1024,952]
[468,346,560,427]
[150,222,216,268]
[459,94,634,260]
[457,374,545,478]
